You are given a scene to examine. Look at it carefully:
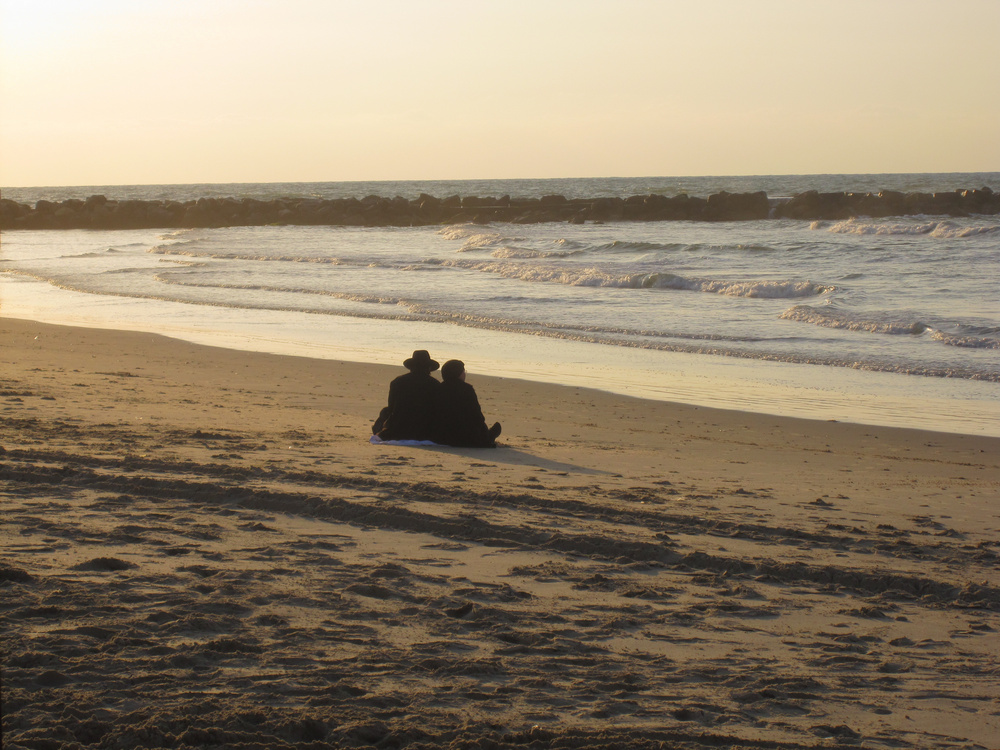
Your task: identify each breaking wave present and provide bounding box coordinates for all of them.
[4,263,996,381]
[149,245,349,265]
[824,218,1000,238]
[781,305,1000,349]
[440,259,834,298]
[489,246,585,259]
[595,240,689,253]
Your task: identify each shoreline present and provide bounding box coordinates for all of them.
[3,295,999,437]
[3,317,1000,748]
[3,316,998,531]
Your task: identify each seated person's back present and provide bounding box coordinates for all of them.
[435,359,501,448]
[376,350,442,441]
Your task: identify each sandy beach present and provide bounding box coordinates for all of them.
[2,317,999,749]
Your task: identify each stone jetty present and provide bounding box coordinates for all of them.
[1,187,996,230]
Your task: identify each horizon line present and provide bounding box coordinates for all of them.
[5,170,1000,192]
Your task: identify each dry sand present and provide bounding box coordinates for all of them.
[2,317,999,749]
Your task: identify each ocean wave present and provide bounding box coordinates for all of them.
[455,233,511,252]
[440,225,522,252]
[734,243,778,253]
[442,259,833,298]
[149,245,349,264]
[64,249,123,258]
[596,240,688,253]
[7,264,994,381]
[928,330,1000,349]
[438,225,498,242]
[934,223,1000,238]
[489,246,584,259]
[824,218,1000,238]
[780,305,929,334]
[826,219,939,236]
[159,229,200,239]
[473,238,776,260]
[445,226,591,257]
[65,242,165,258]
[667,278,834,298]
[153,230,202,250]
[156,275,410,307]
[781,305,1000,349]
[142,273,794,344]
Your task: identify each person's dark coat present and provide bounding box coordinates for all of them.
[376,371,441,441]
[435,378,496,447]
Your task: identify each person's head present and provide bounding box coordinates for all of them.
[403,350,439,373]
[441,359,466,382]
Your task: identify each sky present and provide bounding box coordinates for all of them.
[1,0,998,187]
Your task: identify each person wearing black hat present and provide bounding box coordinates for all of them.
[434,359,502,448]
[373,350,442,441]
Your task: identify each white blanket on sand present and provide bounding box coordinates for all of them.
[369,435,440,446]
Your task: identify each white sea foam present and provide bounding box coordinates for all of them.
[149,245,348,264]
[673,278,833,298]
[825,218,1000,238]
[489,246,583,259]
[781,305,930,335]
[781,305,1000,349]
[442,259,833,298]
[457,234,510,252]
[826,218,938,236]
[928,330,1000,349]
[933,223,1000,238]
[439,225,518,252]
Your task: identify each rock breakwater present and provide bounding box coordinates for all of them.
[1,187,996,229]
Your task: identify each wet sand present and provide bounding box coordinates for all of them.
[2,317,999,749]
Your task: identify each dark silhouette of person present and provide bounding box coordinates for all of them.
[434,359,502,448]
[373,350,442,441]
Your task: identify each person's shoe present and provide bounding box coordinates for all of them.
[489,422,502,440]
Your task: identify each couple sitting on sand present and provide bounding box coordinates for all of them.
[372,350,503,448]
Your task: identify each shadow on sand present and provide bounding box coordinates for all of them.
[427,444,615,476]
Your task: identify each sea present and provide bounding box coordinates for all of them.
[3,173,999,437]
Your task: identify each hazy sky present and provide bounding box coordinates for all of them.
[2,0,998,187]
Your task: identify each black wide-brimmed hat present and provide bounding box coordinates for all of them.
[403,350,439,372]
